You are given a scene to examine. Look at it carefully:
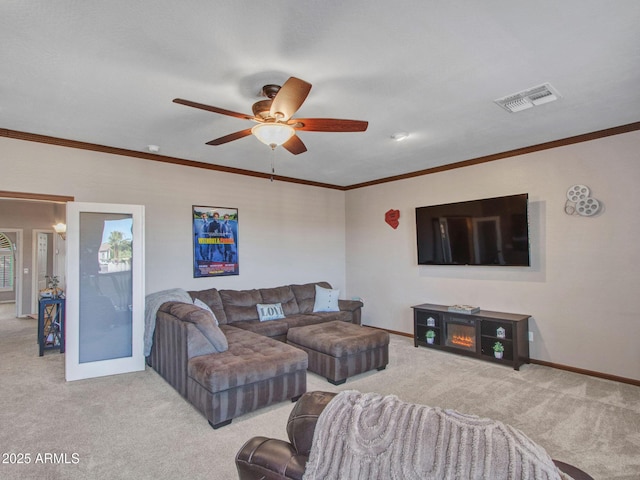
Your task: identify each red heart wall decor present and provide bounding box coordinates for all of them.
[385,209,400,229]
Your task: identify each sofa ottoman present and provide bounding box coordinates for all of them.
[287,321,389,385]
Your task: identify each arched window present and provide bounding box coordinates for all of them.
[0,233,15,290]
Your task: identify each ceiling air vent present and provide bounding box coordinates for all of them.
[494,83,560,113]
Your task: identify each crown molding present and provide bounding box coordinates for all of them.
[3,121,640,192]
[0,128,344,191]
[344,121,640,189]
[0,190,74,203]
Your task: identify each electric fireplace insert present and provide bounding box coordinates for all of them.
[445,316,477,352]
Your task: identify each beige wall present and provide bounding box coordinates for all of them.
[2,130,639,381]
[0,137,348,298]
[345,130,640,381]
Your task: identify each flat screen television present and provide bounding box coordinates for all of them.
[416,194,530,266]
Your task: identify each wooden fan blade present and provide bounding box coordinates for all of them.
[269,77,312,122]
[173,98,254,121]
[282,135,307,155]
[291,118,368,132]
[206,128,253,145]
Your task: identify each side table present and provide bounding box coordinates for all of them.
[38,298,65,356]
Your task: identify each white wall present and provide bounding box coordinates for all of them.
[0,138,348,296]
[346,131,640,381]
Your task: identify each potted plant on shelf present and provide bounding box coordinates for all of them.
[425,330,436,344]
[40,275,63,299]
[493,341,504,359]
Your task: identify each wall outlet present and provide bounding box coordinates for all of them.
[528,331,534,342]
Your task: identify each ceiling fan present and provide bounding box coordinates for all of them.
[173,77,368,155]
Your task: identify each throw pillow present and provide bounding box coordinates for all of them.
[182,307,228,352]
[313,285,340,312]
[186,324,221,358]
[194,298,219,325]
[257,303,285,322]
[161,302,228,352]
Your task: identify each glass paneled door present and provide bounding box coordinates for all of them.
[65,203,145,381]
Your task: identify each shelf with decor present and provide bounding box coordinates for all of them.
[414,309,443,347]
[480,320,515,362]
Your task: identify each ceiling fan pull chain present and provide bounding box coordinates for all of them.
[270,148,276,182]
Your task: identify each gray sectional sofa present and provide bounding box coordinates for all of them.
[146,282,363,428]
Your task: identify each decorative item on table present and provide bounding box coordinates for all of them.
[426,316,436,327]
[496,327,506,338]
[447,304,480,314]
[425,330,436,344]
[39,275,63,299]
[493,341,504,359]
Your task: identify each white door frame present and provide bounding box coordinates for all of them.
[31,229,53,313]
[30,229,64,314]
[0,228,23,317]
[65,202,145,381]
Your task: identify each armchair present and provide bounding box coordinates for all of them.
[235,391,593,480]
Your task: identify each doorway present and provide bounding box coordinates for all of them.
[0,190,73,318]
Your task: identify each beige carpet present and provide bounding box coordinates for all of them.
[1,304,638,480]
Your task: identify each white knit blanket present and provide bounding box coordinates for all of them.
[144,288,192,356]
[303,391,572,480]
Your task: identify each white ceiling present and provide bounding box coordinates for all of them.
[2,1,640,187]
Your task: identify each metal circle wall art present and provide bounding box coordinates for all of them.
[565,185,601,217]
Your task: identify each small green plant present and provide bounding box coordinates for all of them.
[426,330,436,340]
[44,275,62,298]
[493,341,504,353]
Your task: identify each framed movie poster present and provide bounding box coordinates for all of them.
[193,206,239,278]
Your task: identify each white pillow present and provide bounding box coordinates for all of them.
[193,298,219,325]
[313,285,340,312]
[257,303,285,322]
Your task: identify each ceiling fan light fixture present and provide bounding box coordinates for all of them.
[175,76,367,155]
[251,123,295,149]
